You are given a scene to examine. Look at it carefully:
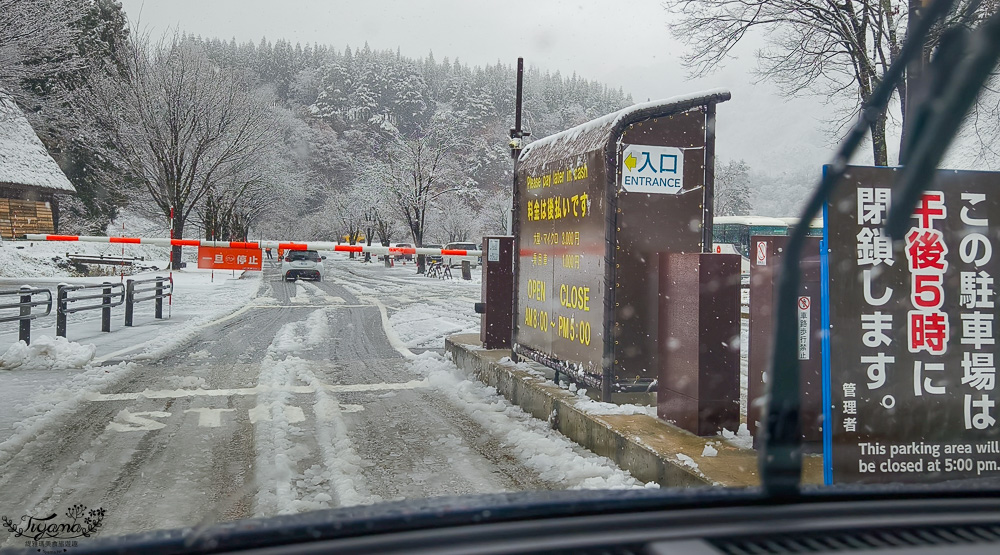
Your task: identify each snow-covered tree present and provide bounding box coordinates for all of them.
[0,0,81,107]
[715,159,752,217]
[86,35,277,268]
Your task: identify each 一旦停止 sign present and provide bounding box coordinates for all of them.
[197,246,262,270]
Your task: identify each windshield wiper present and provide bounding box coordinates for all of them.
[761,0,960,499]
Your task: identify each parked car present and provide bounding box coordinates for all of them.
[394,243,414,261]
[281,249,325,281]
[424,243,444,264]
[444,241,479,268]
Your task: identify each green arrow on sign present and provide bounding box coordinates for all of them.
[624,152,637,171]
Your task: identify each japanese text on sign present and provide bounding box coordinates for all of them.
[826,167,1000,484]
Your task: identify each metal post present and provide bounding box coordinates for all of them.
[125,279,134,327]
[102,282,112,332]
[510,57,526,362]
[702,102,717,253]
[461,260,471,280]
[56,284,68,338]
[18,285,31,345]
[155,277,163,319]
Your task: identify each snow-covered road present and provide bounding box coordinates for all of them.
[0,258,650,544]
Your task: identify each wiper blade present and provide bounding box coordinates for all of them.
[761,0,959,499]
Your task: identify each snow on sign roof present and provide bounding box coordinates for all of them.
[0,97,76,194]
[518,89,731,168]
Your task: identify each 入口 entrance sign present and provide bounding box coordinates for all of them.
[620,144,684,194]
[824,165,1000,484]
[513,90,731,399]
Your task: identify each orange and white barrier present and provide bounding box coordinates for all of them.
[24,234,483,258]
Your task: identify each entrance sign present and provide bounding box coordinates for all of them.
[514,90,731,398]
[620,144,684,194]
[197,246,262,270]
[824,165,1000,484]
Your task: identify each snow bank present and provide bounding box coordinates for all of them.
[0,240,170,279]
[720,423,753,450]
[0,336,95,371]
[571,388,656,417]
[410,352,658,490]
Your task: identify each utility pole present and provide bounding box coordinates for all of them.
[900,0,932,165]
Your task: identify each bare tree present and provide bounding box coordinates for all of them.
[663,0,990,166]
[438,199,480,243]
[376,130,467,272]
[478,189,512,236]
[85,35,276,268]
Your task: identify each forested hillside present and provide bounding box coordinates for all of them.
[182,35,632,244]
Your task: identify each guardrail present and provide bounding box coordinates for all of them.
[0,286,52,344]
[125,276,172,327]
[56,282,126,338]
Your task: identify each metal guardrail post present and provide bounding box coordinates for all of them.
[19,285,31,344]
[155,277,163,319]
[102,282,112,332]
[125,279,135,327]
[56,284,68,338]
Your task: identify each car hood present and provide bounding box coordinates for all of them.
[63,488,754,554]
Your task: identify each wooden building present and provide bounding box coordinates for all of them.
[0,97,76,238]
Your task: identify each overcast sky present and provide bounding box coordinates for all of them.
[118,0,841,173]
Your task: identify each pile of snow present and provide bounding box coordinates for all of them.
[701,444,719,457]
[410,352,659,490]
[720,423,753,450]
[0,336,95,371]
[571,388,656,417]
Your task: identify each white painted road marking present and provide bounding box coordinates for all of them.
[85,379,427,402]
[107,410,170,432]
[185,407,236,428]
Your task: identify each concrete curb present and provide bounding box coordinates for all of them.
[446,334,770,488]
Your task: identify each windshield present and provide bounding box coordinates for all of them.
[2,0,1000,549]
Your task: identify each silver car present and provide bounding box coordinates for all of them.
[281,249,325,281]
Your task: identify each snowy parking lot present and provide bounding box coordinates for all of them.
[0,255,654,542]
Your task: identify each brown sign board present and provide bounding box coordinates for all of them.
[825,165,1000,484]
[512,91,731,398]
[747,235,823,448]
